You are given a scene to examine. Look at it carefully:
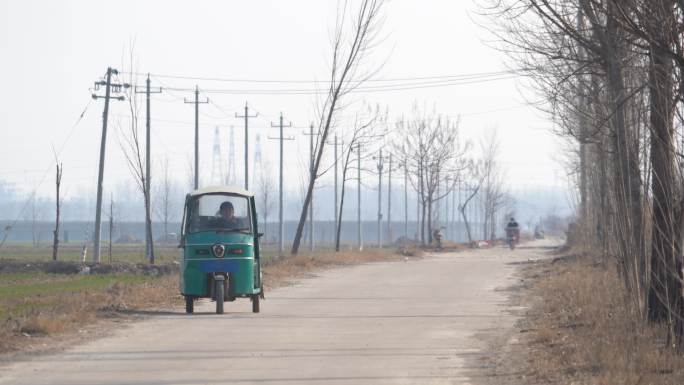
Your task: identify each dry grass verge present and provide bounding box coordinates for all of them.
[0,247,410,358]
[493,254,684,384]
[0,273,179,354]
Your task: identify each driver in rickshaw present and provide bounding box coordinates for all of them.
[216,201,242,229]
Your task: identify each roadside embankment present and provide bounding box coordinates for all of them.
[486,251,684,384]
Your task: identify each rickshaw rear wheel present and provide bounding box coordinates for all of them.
[251,295,260,313]
[185,296,194,314]
[216,280,225,314]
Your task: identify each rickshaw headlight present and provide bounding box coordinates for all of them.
[212,244,226,258]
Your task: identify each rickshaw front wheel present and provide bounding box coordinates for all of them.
[216,280,225,314]
[185,296,194,314]
[251,295,260,313]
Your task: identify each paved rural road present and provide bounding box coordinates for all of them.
[0,240,557,385]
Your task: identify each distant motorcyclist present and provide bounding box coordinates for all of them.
[505,217,520,249]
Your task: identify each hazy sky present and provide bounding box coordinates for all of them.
[0,0,565,202]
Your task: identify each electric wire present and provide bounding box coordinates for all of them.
[126,70,515,84]
[0,98,93,246]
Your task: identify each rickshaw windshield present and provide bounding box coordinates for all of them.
[186,194,252,234]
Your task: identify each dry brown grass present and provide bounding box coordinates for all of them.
[520,255,684,384]
[0,275,179,354]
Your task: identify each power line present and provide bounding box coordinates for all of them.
[126,70,515,84]
[157,75,517,95]
[0,98,92,250]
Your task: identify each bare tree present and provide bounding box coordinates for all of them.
[108,194,115,263]
[119,45,155,264]
[52,160,63,261]
[479,129,507,241]
[257,161,276,244]
[155,158,177,243]
[458,161,484,244]
[480,0,684,346]
[291,0,386,255]
[26,196,44,247]
[395,106,470,246]
[333,107,385,251]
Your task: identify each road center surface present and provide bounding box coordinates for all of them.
[0,241,555,385]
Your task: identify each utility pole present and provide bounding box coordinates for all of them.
[373,150,384,248]
[333,136,339,246]
[404,156,408,242]
[357,143,363,251]
[303,123,316,252]
[92,67,127,264]
[236,102,258,190]
[452,176,457,240]
[444,175,451,238]
[269,113,293,256]
[184,86,209,190]
[135,74,161,264]
[387,152,392,245]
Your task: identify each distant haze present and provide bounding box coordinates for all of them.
[0,1,569,223]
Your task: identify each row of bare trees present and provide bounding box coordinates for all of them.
[288,0,511,253]
[482,0,684,348]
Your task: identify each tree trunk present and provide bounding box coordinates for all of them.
[603,5,644,305]
[144,192,155,264]
[335,164,350,252]
[645,13,680,345]
[52,164,62,261]
[460,207,472,244]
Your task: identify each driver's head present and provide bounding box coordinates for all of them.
[220,201,234,219]
[510,217,515,222]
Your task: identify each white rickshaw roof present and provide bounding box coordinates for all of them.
[189,185,254,197]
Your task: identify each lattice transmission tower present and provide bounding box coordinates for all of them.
[225,125,237,185]
[210,127,225,186]
[252,132,263,187]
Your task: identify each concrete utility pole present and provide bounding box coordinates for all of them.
[387,152,392,245]
[374,150,384,248]
[445,176,450,240]
[184,86,209,190]
[236,102,258,191]
[303,123,316,252]
[92,67,127,264]
[457,178,462,242]
[404,156,408,241]
[135,74,161,264]
[333,136,339,244]
[452,176,457,240]
[269,113,293,256]
[357,143,363,251]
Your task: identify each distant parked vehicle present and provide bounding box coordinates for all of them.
[179,186,264,314]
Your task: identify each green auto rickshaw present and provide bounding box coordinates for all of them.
[179,186,263,314]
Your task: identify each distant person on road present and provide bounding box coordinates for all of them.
[432,228,443,250]
[505,217,520,242]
